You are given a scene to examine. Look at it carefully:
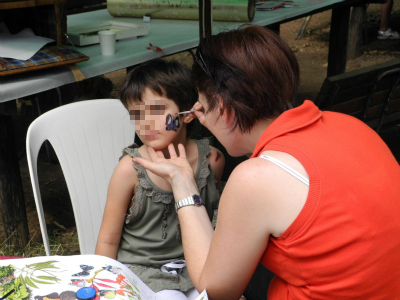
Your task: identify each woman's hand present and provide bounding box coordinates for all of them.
[191,101,206,124]
[132,143,200,201]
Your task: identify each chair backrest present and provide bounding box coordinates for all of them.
[315,59,400,133]
[26,99,135,255]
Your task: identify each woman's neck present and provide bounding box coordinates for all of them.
[242,117,277,157]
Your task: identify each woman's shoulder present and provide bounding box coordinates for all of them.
[226,156,300,207]
[227,153,308,237]
[230,153,306,189]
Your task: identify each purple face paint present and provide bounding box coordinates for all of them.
[165,113,180,132]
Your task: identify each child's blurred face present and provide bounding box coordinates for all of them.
[128,88,183,149]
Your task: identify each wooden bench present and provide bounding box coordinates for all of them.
[315,59,400,133]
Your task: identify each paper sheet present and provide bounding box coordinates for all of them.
[0,23,54,60]
[0,254,209,300]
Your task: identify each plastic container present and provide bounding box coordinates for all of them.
[76,287,96,300]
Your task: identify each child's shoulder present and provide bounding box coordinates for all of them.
[115,154,139,182]
[120,143,151,160]
[207,145,225,171]
[117,144,144,174]
[190,138,225,174]
[121,143,140,157]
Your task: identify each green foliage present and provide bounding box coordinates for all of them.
[19,261,61,289]
[0,276,30,300]
[0,261,61,300]
[26,261,59,269]
[0,265,13,277]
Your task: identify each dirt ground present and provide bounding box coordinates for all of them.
[3,2,400,255]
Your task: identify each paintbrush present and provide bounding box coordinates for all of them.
[177,110,197,115]
[177,108,206,115]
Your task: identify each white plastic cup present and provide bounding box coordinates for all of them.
[98,30,117,55]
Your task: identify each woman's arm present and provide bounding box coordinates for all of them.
[133,145,308,299]
[179,159,274,298]
[95,155,138,259]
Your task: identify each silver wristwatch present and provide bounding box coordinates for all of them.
[175,194,204,212]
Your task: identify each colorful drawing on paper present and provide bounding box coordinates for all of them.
[0,260,61,300]
[0,260,144,300]
[72,265,94,277]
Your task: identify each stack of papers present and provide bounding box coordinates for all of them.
[0,21,54,60]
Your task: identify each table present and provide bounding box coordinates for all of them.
[1,0,364,103]
[0,0,366,246]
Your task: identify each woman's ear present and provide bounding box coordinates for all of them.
[217,97,234,125]
[218,103,224,117]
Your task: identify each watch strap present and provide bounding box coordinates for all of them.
[175,194,203,212]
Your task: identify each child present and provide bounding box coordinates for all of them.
[95,59,225,299]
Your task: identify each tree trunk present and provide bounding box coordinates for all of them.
[328,6,350,77]
[199,0,212,40]
[0,114,30,248]
[348,4,367,59]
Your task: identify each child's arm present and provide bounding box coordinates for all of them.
[208,146,225,186]
[95,155,138,259]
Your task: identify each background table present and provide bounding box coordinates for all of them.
[0,0,365,103]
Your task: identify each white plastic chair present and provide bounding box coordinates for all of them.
[26,99,135,255]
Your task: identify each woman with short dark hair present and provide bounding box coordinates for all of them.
[193,25,299,133]
[133,25,400,299]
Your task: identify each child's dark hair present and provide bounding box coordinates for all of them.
[120,59,198,111]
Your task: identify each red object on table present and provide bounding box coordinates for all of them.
[0,256,23,260]
[272,2,285,9]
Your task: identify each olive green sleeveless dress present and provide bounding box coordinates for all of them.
[116,139,220,292]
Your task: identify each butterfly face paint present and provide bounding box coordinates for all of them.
[166,114,180,131]
[129,99,165,141]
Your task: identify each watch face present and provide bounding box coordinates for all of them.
[193,195,202,205]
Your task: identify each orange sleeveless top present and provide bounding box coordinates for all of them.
[251,101,400,299]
